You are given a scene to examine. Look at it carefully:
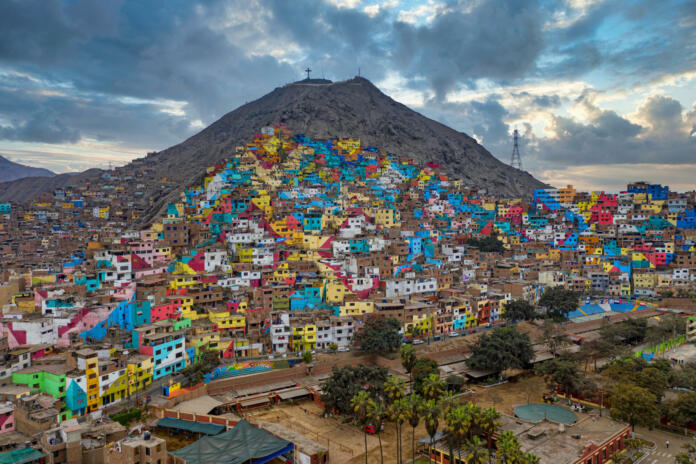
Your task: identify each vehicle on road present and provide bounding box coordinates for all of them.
[412,339,424,345]
[468,329,476,334]
[448,331,459,337]
[364,424,384,434]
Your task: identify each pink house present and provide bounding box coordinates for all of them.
[0,403,14,433]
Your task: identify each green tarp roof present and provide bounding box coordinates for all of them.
[157,417,225,435]
[0,448,46,464]
[171,420,293,464]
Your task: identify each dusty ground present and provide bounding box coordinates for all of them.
[244,376,549,464]
[470,374,548,415]
[245,401,431,464]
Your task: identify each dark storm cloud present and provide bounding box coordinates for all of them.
[0,0,694,175]
[392,0,545,98]
[0,73,195,149]
[0,0,298,140]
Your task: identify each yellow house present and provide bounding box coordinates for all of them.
[208,311,246,331]
[633,273,656,288]
[292,325,316,352]
[373,208,401,228]
[339,301,375,316]
[127,356,153,396]
[325,280,348,304]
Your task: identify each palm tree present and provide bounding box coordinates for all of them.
[464,436,488,464]
[401,345,416,390]
[480,406,502,451]
[423,399,442,464]
[405,393,424,463]
[384,375,406,404]
[449,405,473,463]
[444,407,463,464]
[367,399,387,464]
[422,373,446,401]
[351,391,371,464]
[388,398,409,464]
[520,453,540,464]
[495,430,521,464]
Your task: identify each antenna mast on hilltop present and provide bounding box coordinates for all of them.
[510,129,522,170]
[305,67,312,80]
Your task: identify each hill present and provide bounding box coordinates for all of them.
[0,77,546,217]
[0,156,55,183]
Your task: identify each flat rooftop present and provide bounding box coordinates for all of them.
[499,413,628,464]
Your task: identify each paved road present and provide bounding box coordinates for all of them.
[636,426,693,463]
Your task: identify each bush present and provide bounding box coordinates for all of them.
[111,408,142,426]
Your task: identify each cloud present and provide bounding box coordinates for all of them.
[392,0,546,98]
[0,0,694,190]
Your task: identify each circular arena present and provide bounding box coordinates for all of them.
[513,403,578,424]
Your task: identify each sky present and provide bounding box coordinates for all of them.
[0,0,694,192]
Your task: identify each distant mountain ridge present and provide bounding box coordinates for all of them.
[0,156,54,183]
[0,77,547,220]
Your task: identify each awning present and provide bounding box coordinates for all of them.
[277,388,310,400]
[464,369,496,378]
[239,396,270,407]
[157,417,225,435]
[171,420,293,464]
[0,448,46,464]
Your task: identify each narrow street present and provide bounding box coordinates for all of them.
[636,426,693,463]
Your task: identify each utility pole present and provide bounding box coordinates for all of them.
[510,129,522,170]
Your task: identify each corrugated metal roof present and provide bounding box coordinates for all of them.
[157,417,225,435]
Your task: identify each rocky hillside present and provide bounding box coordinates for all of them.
[0,77,546,217]
[0,156,54,183]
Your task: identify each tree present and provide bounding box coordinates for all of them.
[502,300,537,322]
[610,383,660,431]
[601,318,647,346]
[404,394,424,462]
[467,234,504,253]
[538,287,578,321]
[634,367,668,400]
[422,399,441,464]
[676,443,696,464]
[665,392,696,430]
[496,430,522,464]
[328,342,338,353]
[467,327,534,374]
[388,398,409,464]
[412,357,439,394]
[384,375,407,404]
[480,406,502,449]
[540,318,569,357]
[367,398,387,463]
[180,349,220,385]
[400,345,417,388]
[464,436,488,464]
[351,392,372,464]
[536,357,591,396]
[422,373,446,401]
[321,365,388,415]
[646,314,686,346]
[445,374,466,393]
[302,351,313,364]
[354,315,402,354]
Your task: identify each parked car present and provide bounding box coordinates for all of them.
[468,328,476,334]
[364,424,384,434]
[412,339,424,345]
[432,335,441,342]
[448,331,459,337]
[485,323,491,328]
[337,346,350,352]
